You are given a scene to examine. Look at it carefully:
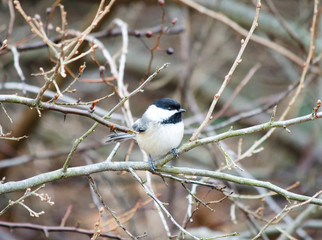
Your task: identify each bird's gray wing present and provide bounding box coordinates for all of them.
[105,118,148,143]
[132,118,148,133]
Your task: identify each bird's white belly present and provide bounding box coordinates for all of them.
[136,122,184,159]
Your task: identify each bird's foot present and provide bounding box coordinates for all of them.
[148,154,156,173]
[171,148,179,158]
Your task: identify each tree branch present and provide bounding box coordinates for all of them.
[189,0,262,141]
[0,159,321,206]
[158,111,322,166]
[0,221,123,239]
[0,95,131,133]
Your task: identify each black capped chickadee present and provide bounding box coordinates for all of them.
[106,98,185,171]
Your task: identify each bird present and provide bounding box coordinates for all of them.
[105,98,185,171]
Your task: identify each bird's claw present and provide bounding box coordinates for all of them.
[148,154,156,173]
[171,148,179,158]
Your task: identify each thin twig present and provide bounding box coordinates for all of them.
[180,184,197,232]
[180,0,308,70]
[88,176,137,240]
[0,185,53,217]
[0,95,131,133]
[129,168,198,239]
[1,82,123,120]
[105,63,170,118]
[61,63,169,172]
[7,0,15,41]
[0,221,123,239]
[11,46,26,95]
[277,194,322,240]
[114,18,133,127]
[0,25,184,54]
[145,2,166,77]
[157,110,322,167]
[265,0,306,53]
[189,0,262,141]
[253,190,322,240]
[144,151,172,237]
[63,0,116,63]
[212,63,261,120]
[240,0,319,160]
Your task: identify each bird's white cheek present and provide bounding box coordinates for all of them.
[136,122,184,158]
[144,105,177,122]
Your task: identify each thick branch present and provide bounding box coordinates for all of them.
[1,111,321,204]
[0,161,321,206]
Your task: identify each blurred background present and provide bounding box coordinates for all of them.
[0,0,321,239]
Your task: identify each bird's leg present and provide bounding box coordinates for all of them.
[148,154,156,172]
[171,148,179,158]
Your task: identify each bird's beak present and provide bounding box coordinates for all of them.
[178,108,186,113]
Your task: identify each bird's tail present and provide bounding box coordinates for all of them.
[104,133,135,143]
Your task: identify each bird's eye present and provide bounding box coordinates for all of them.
[168,107,172,110]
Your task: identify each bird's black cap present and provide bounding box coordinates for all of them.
[152,98,181,111]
